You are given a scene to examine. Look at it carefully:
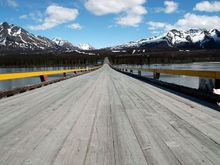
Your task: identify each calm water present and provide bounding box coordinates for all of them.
[0,66,79,91]
[118,62,220,89]
[0,63,220,91]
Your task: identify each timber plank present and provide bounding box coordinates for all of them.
[0,64,220,165]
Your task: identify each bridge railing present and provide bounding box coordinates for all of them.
[0,66,101,82]
[113,66,220,92]
[127,68,220,79]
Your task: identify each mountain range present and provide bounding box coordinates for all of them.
[0,22,94,53]
[0,22,220,54]
[111,28,220,52]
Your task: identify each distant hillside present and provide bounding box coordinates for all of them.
[1,22,220,55]
[0,22,95,54]
[109,29,220,53]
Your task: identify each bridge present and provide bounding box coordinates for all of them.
[0,64,220,165]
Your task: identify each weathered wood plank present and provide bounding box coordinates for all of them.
[111,68,220,164]
[0,64,220,165]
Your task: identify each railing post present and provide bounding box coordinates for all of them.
[153,72,160,79]
[215,79,220,89]
[199,78,214,92]
[40,75,48,82]
[138,70,141,76]
[199,78,220,93]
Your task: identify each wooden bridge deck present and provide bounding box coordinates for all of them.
[0,64,220,165]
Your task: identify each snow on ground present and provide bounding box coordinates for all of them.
[112,50,120,53]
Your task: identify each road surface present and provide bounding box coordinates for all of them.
[0,64,220,165]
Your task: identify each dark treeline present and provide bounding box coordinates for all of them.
[0,49,219,67]
[0,53,105,67]
[108,50,220,65]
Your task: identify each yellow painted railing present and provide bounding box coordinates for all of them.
[127,68,220,79]
[0,66,101,81]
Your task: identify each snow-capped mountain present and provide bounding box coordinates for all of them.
[0,22,95,53]
[52,39,95,51]
[165,29,220,48]
[78,43,94,50]
[52,38,79,51]
[111,29,220,50]
[112,35,165,49]
[1,22,219,54]
[0,22,59,51]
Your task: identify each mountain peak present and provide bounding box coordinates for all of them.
[1,22,10,29]
[78,43,95,50]
[2,21,9,25]
[52,38,67,46]
[0,22,62,51]
[0,22,97,53]
[110,28,220,50]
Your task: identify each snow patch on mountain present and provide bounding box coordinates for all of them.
[0,22,59,51]
[112,35,166,49]
[0,22,97,53]
[0,38,6,46]
[12,28,21,36]
[78,43,94,50]
[52,38,67,46]
[53,38,95,51]
[111,28,220,50]
[74,49,95,55]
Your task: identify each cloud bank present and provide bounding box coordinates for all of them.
[194,1,220,12]
[68,23,82,30]
[148,13,220,31]
[85,0,147,27]
[29,5,79,30]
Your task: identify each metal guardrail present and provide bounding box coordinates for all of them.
[0,66,101,81]
[127,68,220,79]
[114,66,220,92]
[112,65,220,103]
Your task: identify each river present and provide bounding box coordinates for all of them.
[0,66,78,91]
[118,62,220,89]
[0,62,220,91]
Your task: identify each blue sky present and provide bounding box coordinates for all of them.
[0,0,220,48]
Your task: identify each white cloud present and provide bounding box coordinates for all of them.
[164,1,178,13]
[84,0,147,27]
[68,23,82,29]
[175,13,220,30]
[116,5,147,27]
[147,13,220,31]
[29,5,79,30]
[116,14,143,27]
[7,0,17,7]
[29,11,44,23]
[19,15,28,19]
[194,1,220,12]
[156,1,178,13]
